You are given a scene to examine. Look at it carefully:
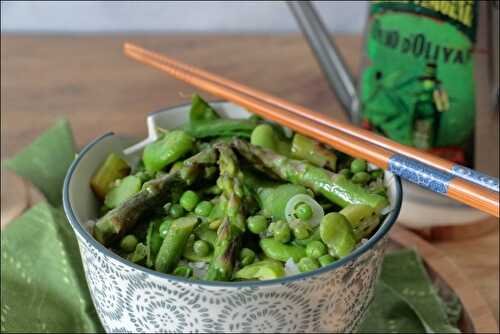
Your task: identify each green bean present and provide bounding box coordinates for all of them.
[294,202,313,221]
[247,215,269,234]
[120,235,138,253]
[91,153,130,199]
[298,257,320,273]
[260,238,306,262]
[350,159,367,174]
[239,248,256,266]
[180,190,200,212]
[306,240,327,258]
[270,220,291,243]
[173,265,193,278]
[155,216,199,273]
[291,133,337,171]
[318,254,335,267]
[193,240,211,257]
[104,175,142,209]
[234,259,285,280]
[320,213,356,258]
[143,130,194,173]
[195,200,213,217]
[169,203,185,219]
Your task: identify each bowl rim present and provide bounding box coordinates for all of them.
[63,101,403,288]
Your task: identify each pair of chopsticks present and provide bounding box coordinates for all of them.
[123,43,499,218]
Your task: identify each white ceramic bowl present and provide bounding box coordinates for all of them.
[63,102,402,333]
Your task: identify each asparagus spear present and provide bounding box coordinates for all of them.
[94,147,218,246]
[206,145,245,281]
[232,139,388,211]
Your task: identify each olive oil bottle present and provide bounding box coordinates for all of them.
[359,0,478,167]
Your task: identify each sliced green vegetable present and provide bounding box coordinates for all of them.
[104,175,142,209]
[91,153,130,199]
[234,259,285,280]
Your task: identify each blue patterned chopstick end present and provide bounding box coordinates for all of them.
[388,154,453,194]
[451,165,499,192]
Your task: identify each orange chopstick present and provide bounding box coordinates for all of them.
[123,43,499,217]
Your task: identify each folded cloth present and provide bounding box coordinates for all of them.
[1,119,461,333]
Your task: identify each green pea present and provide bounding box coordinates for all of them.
[173,265,192,278]
[306,240,327,258]
[120,235,138,253]
[169,203,185,218]
[272,220,291,243]
[193,240,211,257]
[318,254,335,267]
[352,171,371,184]
[194,200,213,217]
[247,215,269,234]
[239,248,256,266]
[338,168,352,178]
[298,257,320,273]
[159,218,174,238]
[180,190,200,212]
[292,223,310,240]
[351,158,367,173]
[294,203,313,221]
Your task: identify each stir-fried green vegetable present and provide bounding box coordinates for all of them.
[91,94,391,281]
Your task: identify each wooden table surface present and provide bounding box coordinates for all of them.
[1,35,498,323]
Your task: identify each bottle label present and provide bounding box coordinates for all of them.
[360,0,477,166]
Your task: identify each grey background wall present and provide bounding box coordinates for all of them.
[1,1,368,33]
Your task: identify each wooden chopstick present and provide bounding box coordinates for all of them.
[123,43,500,217]
[123,43,498,194]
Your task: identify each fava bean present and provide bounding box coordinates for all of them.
[320,213,356,258]
[260,238,306,262]
[298,257,320,272]
[306,240,327,258]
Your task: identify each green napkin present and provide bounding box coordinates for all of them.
[1,120,461,333]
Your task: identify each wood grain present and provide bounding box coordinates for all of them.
[1,34,498,324]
